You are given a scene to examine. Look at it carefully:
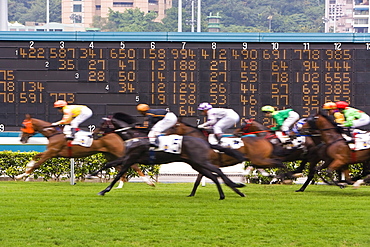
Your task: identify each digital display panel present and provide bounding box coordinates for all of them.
[1,40,370,130]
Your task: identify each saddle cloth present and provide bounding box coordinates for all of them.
[347,129,370,151]
[156,135,183,154]
[274,131,306,149]
[70,131,93,147]
[208,134,244,149]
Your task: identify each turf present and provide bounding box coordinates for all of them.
[1,181,369,247]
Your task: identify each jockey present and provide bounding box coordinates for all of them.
[335,101,370,129]
[261,105,300,138]
[51,100,93,140]
[135,103,178,148]
[197,102,240,143]
[322,101,345,124]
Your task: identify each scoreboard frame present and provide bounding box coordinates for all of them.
[1,31,370,131]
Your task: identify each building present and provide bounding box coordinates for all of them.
[324,0,369,33]
[62,0,172,29]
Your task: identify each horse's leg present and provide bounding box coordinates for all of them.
[190,164,226,200]
[296,160,320,192]
[15,152,50,180]
[98,168,129,196]
[201,162,246,198]
[188,173,204,197]
[130,164,155,187]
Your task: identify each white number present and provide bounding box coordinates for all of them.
[89,42,94,49]
[88,125,96,132]
[242,42,248,50]
[211,42,217,50]
[303,42,310,50]
[75,73,80,79]
[120,42,125,49]
[60,41,65,49]
[45,61,49,68]
[150,42,156,49]
[0,124,4,132]
[135,95,140,102]
[334,43,342,51]
[29,41,35,48]
[271,42,279,50]
[182,42,186,49]
[105,85,109,91]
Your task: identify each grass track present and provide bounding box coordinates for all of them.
[1,181,370,247]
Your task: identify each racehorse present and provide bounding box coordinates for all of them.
[17,116,154,186]
[92,125,246,200]
[167,118,306,196]
[303,112,370,188]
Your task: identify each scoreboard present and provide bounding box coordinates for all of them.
[1,32,370,131]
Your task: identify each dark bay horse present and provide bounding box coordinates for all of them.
[304,112,370,188]
[16,117,154,186]
[93,127,246,200]
[167,119,306,196]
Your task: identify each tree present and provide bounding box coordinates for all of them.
[104,8,164,32]
[8,0,61,24]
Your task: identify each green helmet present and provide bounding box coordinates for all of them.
[261,105,275,113]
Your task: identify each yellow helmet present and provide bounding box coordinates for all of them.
[322,102,337,110]
[261,105,275,113]
[137,104,150,112]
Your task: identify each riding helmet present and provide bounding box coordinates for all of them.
[336,101,349,109]
[54,100,67,108]
[322,102,337,110]
[198,102,212,111]
[137,103,150,112]
[261,105,275,113]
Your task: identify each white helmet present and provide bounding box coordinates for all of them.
[198,102,212,111]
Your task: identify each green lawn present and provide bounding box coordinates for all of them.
[1,181,369,247]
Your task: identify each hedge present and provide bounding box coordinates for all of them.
[0,151,160,182]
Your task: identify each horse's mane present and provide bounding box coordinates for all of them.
[317,111,345,134]
[178,119,199,129]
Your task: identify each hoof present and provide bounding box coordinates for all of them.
[97,191,106,196]
[353,180,364,189]
[240,193,246,197]
[235,182,246,188]
[295,189,304,192]
[219,196,225,200]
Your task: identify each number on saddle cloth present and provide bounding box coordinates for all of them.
[155,135,183,154]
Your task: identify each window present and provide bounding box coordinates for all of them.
[149,0,158,4]
[73,4,82,12]
[113,2,134,7]
[96,5,101,10]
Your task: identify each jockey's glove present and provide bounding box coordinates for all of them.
[198,124,206,129]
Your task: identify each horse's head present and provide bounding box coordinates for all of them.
[20,116,36,144]
[303,112,343,135]
[234,118,269,137]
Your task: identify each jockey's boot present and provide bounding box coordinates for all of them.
[66,128,77,140]
[149,137,159,148]
[215,133,222,144]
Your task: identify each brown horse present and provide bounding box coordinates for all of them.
[304,112,370,188]
[16,117,154,186]
[167,119,305,196]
